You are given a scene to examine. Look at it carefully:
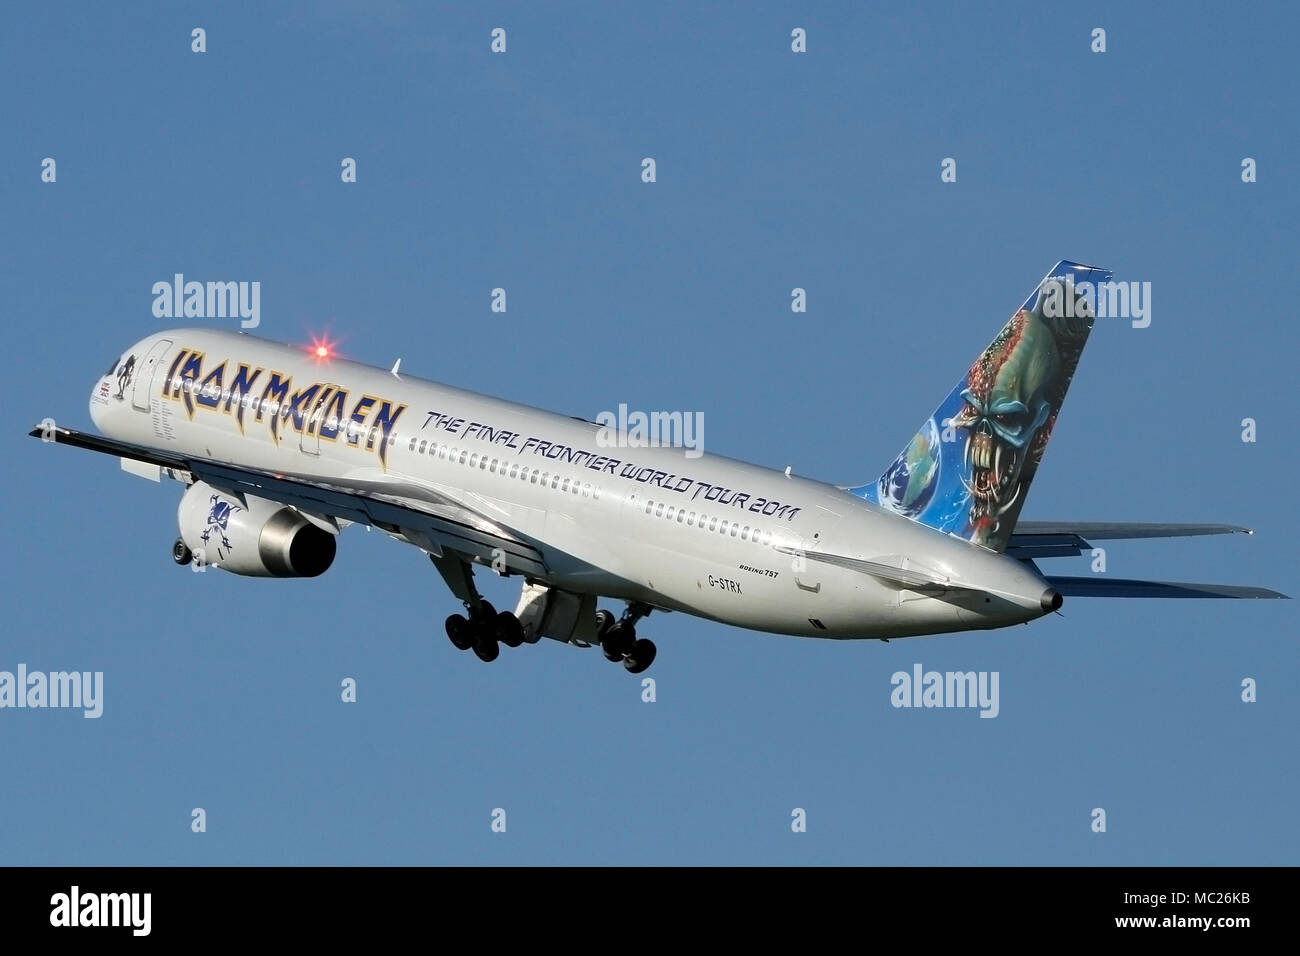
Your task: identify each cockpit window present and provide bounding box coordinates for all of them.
[104,355,120,376]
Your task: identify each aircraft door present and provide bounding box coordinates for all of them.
[299,386,338,456]
[131,339,174,411]
[791,529,823,594]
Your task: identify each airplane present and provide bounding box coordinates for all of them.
[29,261,1287,674]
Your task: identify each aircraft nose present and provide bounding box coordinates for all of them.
[89,378,109,430]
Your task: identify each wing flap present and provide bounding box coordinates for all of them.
[1046,576,1288,600]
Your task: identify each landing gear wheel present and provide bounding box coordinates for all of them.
[445,614,474,651]
[172,538,192,565]
[602,622,635,662]
[473,636,500,662]
[594,609,616,638]
[624,638,657,674]
[495,611,525,648]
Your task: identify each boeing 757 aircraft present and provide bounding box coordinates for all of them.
[30,262,1286,673]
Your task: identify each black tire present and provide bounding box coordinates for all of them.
[495,611,526,648]
[172,538,192,565]
[594,609,616,637]
[473,637,500,662]
[624,638,657,674]
[602,622,635,661]
[445,614,474,650]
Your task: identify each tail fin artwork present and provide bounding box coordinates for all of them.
[849,261,1112,552]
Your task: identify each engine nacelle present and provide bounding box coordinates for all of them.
[178,481,336,577]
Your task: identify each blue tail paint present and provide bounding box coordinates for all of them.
[849,261,1112,552]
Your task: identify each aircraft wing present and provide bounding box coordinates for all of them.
[29,424,549,575]
[1045,576,1288,599]
[1005,522,1253,559]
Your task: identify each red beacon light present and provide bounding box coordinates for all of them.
[306,336,338,362]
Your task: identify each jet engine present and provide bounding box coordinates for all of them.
[177,481,336,577]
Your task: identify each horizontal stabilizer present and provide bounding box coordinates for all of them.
[1046,576,1289,600]
[1005,522,1255,560]
[1013,522,1252,540]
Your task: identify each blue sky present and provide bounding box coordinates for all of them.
[2,1,1296,865]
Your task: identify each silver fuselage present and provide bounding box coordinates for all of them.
[90,329,1054,640]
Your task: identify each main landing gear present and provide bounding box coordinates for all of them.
[429,553,658,673]
[431,553,528,664]
[444,600,525,662]
[596,603,657,674]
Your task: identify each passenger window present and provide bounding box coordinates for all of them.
[530,471,538,484]
[470,453,479,467]
[418,440,427,453]
[561,478,570,493]
[730,525,738,537]
[666,507,675,520]
[645,501,653,514]
[655,504,664,517]
[581,483,589,497]
[677,510,684,523]
[741,526,750,540]
[550,475,559,489]
[458,451,467,465]
[687,512,695,526]
[719,521,728,534]
[509,464,519,478]
[708,517,718,531]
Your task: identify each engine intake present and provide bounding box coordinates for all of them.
[178,481,336,577]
